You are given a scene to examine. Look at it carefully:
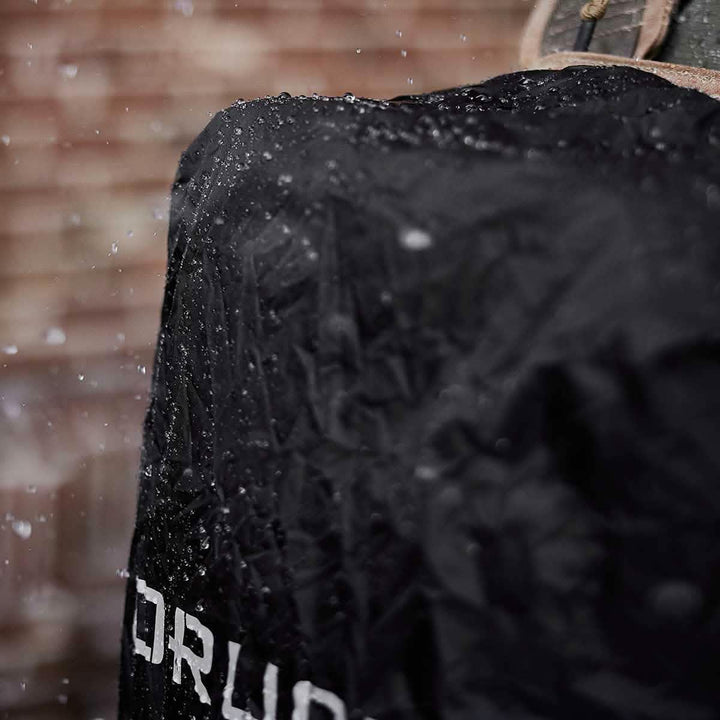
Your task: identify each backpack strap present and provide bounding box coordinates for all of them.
[636,0,677,59]
[521,0,679,67]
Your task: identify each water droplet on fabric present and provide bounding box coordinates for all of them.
[1,135,10,146]
[400,49,407,58]
[706,184,720,208]
[116,568,130,578]
[399,227,432,250]
[395,29,403,37]
[414,465,439,480]
[110,241,119,255]
[2,345,18,355]
[649,580,704,620]
[137,365,147,375]
[278,173,293,185]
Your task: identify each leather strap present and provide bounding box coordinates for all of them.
[520,0,560,69]
[636,0,678,59]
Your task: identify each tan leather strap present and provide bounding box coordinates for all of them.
[636,0,678,59]
[520,0,561,69]
[533,51,720,100]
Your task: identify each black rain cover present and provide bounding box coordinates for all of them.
[119,66,720,720]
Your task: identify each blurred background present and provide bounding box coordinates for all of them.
[0,1,531,717]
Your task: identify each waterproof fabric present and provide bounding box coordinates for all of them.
[120,66,720,720]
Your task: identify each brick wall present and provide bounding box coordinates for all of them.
[0,1,531,716]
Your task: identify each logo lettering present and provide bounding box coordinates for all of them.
[169,607,215,705]
[131,578,375,719]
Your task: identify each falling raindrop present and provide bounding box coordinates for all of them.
[44,327,67,345]
[11,520,32,540]
[173,0,193,16]
[58,64,78,79]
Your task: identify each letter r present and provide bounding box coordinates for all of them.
[168,607,215,705]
